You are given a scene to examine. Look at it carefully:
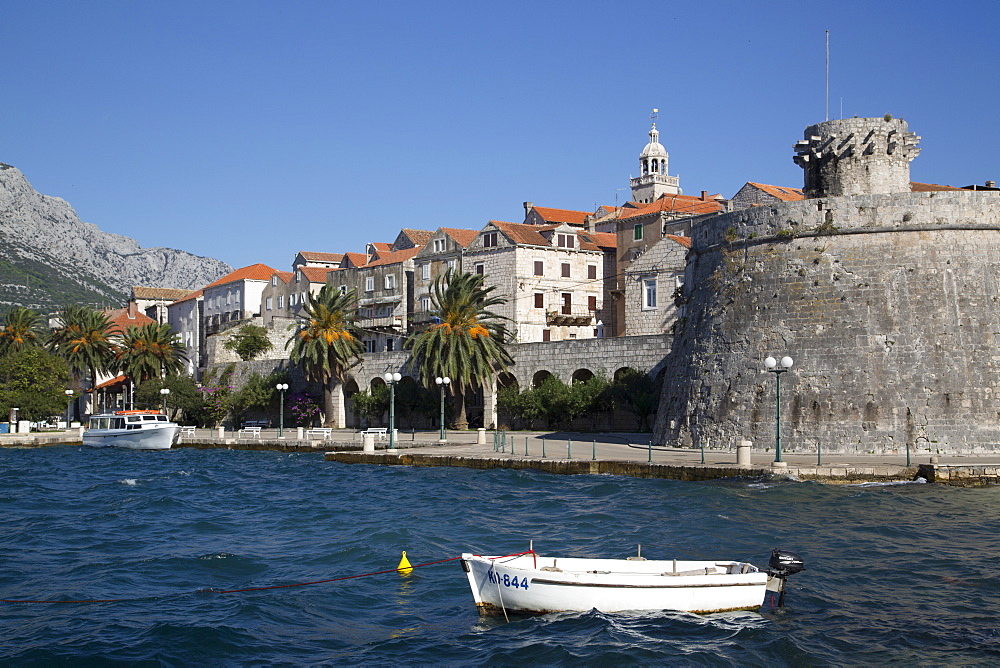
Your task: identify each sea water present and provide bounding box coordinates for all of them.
[1,446,997,665]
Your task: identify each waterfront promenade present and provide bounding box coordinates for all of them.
[3,427,997,486]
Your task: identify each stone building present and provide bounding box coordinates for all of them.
[411,227,479,326]
[166,289,202,374]
[462,220,605,343]
[730,182,804,210]
[293,251,344,270]
[131,287,193,324]
[259,265,332,325]
[630,116,681,203]
[623,234,691,336]
[654,116,1000,455]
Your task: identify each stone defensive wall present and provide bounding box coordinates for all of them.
[654,190,1000,455]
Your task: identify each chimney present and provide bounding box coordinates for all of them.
[127,301,138,319]
[523,201,534,220]
[700,190,709,201]
[987,181,996,188]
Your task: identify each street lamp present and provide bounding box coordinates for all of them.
[382,372,402,451]
[64,389,74,429]
[435,376,451,442]
[764,355,794,463]
[275,383,289,438]
[159,387,170,414]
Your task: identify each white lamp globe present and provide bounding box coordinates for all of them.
[443,376,450,385]
[435,377,443,385]
[383,372,393,383]
[392,372,402,382]
[780,356,794,369]
[764,356,777,369]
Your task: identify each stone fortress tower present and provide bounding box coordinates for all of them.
[630,110,682,203]
[653,115,1000,455]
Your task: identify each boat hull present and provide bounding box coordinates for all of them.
[82,424,179,450]
[461,553,769,615]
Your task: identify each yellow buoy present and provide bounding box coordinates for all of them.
[397,550,413,575]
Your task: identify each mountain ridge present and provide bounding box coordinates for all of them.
[0,162,232,312]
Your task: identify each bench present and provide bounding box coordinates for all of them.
[241,420,268,428]
[362,427,388,440]
[238,426,262,438]
[306,428,333,440]
[180,426,196,437]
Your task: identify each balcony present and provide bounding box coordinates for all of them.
[546,310,593,327]
[357,314,403,332]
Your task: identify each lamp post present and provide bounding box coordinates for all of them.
[275,383,289,438]
[764,356,794,463]
[382,372,401,450]
[64,389,74,428]
[159,387,170,415]
[435,376,451,442]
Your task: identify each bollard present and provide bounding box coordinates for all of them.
[217,425,225,440]
[477,427,486,445]
[567,439,572,459]
[297,426,304,440]
[648,439,652,463]
[525,436,529,457]
[592,438,596,461]
[363,432,375,452]
[737,440,752,467]
[542,438,546,458]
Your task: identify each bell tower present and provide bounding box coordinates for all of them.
[630,109,681,203]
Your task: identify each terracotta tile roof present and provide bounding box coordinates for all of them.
[579,231,617,250]
[272,271,293,284]
[400,229,435,246]
[530,206,591,226]
[665,234,692,248]
[910,181,966,192]
[132,287,194,301]
[363,246,423,268]
[440,227,480,248]
[618,195,724,219]
[342,252,369,268]
[103,305,156,332]
[746,182,805,201]
[298,266,332,283]
[370,242,392,252]
[298,251,344,263]
[203,263,277,289]
[489,220,550,246]
[170,289,203,305]
[93,374,128,391]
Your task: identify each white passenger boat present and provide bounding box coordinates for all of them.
[82,410,180,450]
[460,548,804,616]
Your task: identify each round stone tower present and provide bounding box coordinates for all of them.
[793,117,921,198]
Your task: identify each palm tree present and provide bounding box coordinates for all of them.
[286,284,364,428]
[406,269,513,429]
[47,305,120,390]
[0,307,46,354]
[116,322,188,384]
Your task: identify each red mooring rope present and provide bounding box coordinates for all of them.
[0,552,534,605]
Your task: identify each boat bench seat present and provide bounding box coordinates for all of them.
[662,567,722,577]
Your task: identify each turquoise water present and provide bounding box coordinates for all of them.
[1,446,997,665]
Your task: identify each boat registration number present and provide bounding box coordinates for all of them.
[487,569,530,590]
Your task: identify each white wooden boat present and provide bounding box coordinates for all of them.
[82,411,180,450]
[460,548,804,616]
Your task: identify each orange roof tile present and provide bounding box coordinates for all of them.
[363,246,424,268]
[489,220,550,246]
[298,266,332,283]
[665,234,692,249]
[746,182,805,201]
[103,305,156,332]
[298,251,344,263]
[580,231,617,250]
[530,206,591,226]
[370,242,392,252]
[910,181,965,192]
[132,286,194,301]
[400,229,435,246]
[342,252,369,268]
[170,289,203,305]
[92,374,128,391]
[618,195,724,220]
[203,263,276,289]
[440,227,480,248]
[272,271,293,284]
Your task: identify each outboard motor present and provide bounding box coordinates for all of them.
[765,548,805,607]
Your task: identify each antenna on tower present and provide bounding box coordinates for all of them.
[825,30,830,121]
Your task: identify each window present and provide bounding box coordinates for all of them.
[588,265,597,280]
[339,284,347,294]
[542,329,551,342]
[385,274,396,290]
[643,278,657,309]
[301,292,306,305]
[277,295,283,309]
[561,293,572,315]
[271,276,277,286]
[482,232,498,248]
[474,263,484,275]
[365,276,375,292]
[561,263,570,278]
[588,295,597,311]
[295,271,301,283]
[534,293,544,309]
[534,261,544,276]
[433,238,445,253]
[289,293,296,307]
[265,297,272,311]
[447,259,456,272]
[420,296,431,311]
[557,233,575,248]
[386,338,394,352]
[421,263,430,280]
[634,223,643,241]
[364,340,376,353]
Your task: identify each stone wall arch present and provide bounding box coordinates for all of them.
[571,368,594,384]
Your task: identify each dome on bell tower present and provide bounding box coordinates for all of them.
[630,110,681,203]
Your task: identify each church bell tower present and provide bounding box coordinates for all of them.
[630,109,681,203]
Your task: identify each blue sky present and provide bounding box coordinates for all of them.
[2,0,997,272]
